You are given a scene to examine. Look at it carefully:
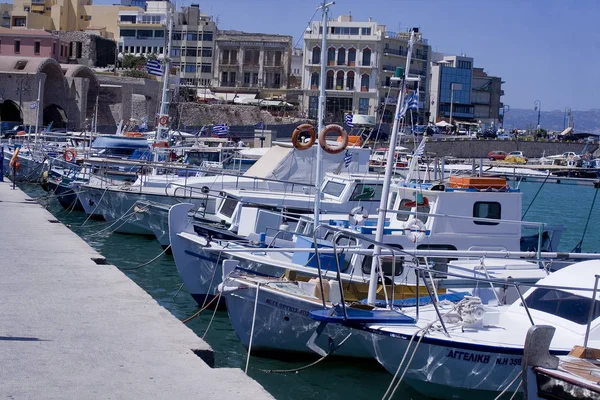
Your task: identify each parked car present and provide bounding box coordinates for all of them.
[1,121,22,138]
[508,151,528,162]
[488,151,507,161]
[477,130,497,139]
[1,124,26,138]
[457,128,468,135]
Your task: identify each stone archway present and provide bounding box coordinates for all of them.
[43,104,68,128]
[0,100,22,123]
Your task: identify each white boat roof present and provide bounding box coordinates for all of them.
[529,260,600,299]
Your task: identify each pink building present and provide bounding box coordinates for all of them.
[0,27,69,62]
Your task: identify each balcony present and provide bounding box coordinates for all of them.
[31,0,45,4]
[383,48,407,57]
[220,81,236,87]
[358,60,374,67]
[220,60,238,66]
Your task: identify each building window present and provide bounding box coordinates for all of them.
[244,72,251,86]
[159,47,163,54]
[155,30,164,38]
[201,47,212,57]
[252,73,258,85]
[326,70,334,90]
[184,64,196,73]
[243,49,259,65]
[24,6,30,11]
[185,48,197,57]
[359,98,369,114]
[120,29,135,37]
[76,42,82,58]
[202,32,213,41]
[335,71,344,89]
[360,74,369,91]
[310,72,319,89]
[346,71,354,90]
[171,48,181,57]
[120,15,136,23]
[14,40,20,53]
[348,48,356,66]
[473,202,501,225]
[309,96,318,119]
[186,32,197,41]
[221,71,228,85]
[327,47,335,65]
[137,29,153,39]
[13,17,26,27]
[200,63,211,73]
[311,46,320,64]
[274,51,282,66]
[337,47,345,65]
[362,48,371,66]
[274,73,281,88]
[172,31,182,40]
[34,41,40,55]
[361,27,371,35]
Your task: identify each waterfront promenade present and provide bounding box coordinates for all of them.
[0,180,272,399]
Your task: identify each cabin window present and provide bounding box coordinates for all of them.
[396,199,413,221]
[473,202,501,225]
[361,244,404,276]
[322,181,346,197]
[323,233,357,272]
[416,244,457,276]
[219,196,238,218]
[524,288,600,325]
[349,184,383,201]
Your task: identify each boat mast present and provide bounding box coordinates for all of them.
[367,29,416,305]
[313,0,334,226]
[156,8,174,143]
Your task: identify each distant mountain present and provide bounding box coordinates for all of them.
[503,108,600,133]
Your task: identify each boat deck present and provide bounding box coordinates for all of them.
[0,180,272,399]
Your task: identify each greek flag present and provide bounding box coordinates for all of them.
[397,91,419,120]
[344,150,353,168]
[146,60,163,77]
[213,123,229,136]
[345,113,354,127]
[414,137,426,157]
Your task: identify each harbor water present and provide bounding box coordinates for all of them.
[20,180,599,400]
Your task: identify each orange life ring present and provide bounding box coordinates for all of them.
[292,124,316,150]
[319,124,348,155]
[9,147,20,169]
[125,132,144,137]
[159,116,169,126]
[64,149,77,162]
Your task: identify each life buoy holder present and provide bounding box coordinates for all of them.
[9,147,20,170]
[348,206,369,226]
[292,124,316,150]
[319,124,348,155]
[404,218,426,242]
[159,115,169,126]
[64,149,77,162]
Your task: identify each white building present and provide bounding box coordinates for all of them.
[301,15,431,124]
[117,1,171,57]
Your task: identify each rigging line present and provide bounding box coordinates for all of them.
[493,371,522,400]
[522,172,551,219]
[118,245,171,271]
[293,8,319,50]
[80,186,109,227]
[181,292,222,324]
[573,185,599,252]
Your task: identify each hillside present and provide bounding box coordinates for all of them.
[503,108,600,133]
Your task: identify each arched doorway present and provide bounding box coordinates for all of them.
[43,104,68,128]
[0,100,22,123]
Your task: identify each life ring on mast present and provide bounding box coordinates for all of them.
[159,115,169,126]
[405,218,426,242]
[9,147,21,170]
[64,148,77,162]
[319,124,348,155]
[292,124,316,150]
[348,206,369,226]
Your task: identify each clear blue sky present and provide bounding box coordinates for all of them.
[97,0,600,111]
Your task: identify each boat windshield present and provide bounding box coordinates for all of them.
[322,181,346,197]
[523,288,600,325]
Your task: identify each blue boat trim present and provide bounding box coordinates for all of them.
[359,292,471,307]
[184,249,220,264]
[310,306,416,325]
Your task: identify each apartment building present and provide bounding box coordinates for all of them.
[170,4,216,89]
[1,3,11,28]
[0,27,68,62]
[471,67,503,125]
[380,29,430,123]
[213,30,292,95]
[117,1,171,57]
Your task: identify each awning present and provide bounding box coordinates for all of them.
[559,127,573,136]
[436,121,452,127]
[212,92,258,102]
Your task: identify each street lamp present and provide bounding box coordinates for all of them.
[449,83,462,127]
[564,107,571,130]
[533,100,541,132]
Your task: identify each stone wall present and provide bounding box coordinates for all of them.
[60,31,117,68]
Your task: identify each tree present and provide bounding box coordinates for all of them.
[122,54,147,70]
[123,69,151,79]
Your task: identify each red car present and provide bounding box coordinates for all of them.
[488,151,507,161]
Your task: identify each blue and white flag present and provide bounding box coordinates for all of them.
[344,150,353,168]
[414,137,426,157]
[397,91,419,120]
[345,113,354,127]
[255,121,265,130]
[146,59,163,77]
[213,123,229,136]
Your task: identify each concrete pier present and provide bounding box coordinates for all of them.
[0,181,273,399]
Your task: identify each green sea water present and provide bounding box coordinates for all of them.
[20,181,600,400]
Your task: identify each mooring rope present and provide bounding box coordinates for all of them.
[118,245,171,271]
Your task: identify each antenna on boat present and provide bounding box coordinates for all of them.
[366,28,417,306]
[313,0,335,227]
